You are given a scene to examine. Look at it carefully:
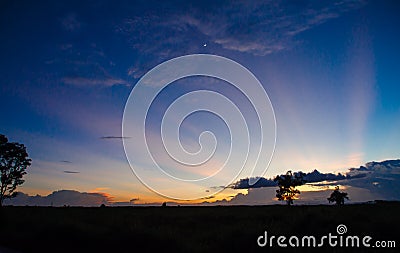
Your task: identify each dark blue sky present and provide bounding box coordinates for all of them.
[1,0,399,203]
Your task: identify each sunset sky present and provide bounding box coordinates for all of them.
[1,0,399,205]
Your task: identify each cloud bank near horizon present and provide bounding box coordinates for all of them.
[4,190,111,207]
[218,159,400,205]
[231,159,400,189]
[4,159,400,207]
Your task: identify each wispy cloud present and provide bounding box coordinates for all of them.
[127,66,143,79]
[100,136,131,140]
[62,77,130,87]
[117,0,365,63]
[60,44,73,51]
[61,13,81,32]
[130,198,139,203]
[201,195,215,200]
[63,170,80,174]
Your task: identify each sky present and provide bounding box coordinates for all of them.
[1,0,400,205]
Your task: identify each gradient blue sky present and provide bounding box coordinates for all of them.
[1,0,399,203]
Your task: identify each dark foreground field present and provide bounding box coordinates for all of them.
[1,202,399,253]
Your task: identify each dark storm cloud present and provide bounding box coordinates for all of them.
[231,160,400,189]
[226,159,400,204]
[344,160,400,200]
[231,170,349,189]
[204,160,400,205]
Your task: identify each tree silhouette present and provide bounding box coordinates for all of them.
[327,186,349,205]
[274,171,305,205]
[0,134,31,207]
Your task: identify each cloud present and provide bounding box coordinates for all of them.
[60,44,73,51]
[61,13,81,31]
[231,170,348,189]
[89,187,109,192]
[53,42,130,89]
[201,196,215,200]
[231,177,276,189]
[100,136,131,140]
[223,159,400,205]
[130,198,139,203]
[117,0,365,71]
[62,77,129,87]
[117,0,367,84]
[232,159,400,189]
[60,160,72,163]
[344,159,400,200]
[127,66,143,79]
[63,170,80,174]
[4,190,112,207]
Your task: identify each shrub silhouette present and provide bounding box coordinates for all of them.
[0,134,31,207]
[327,186,349,205]
[274,171,305,205]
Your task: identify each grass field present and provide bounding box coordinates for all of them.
[1,202,399,253]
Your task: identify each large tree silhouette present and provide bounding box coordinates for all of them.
[0,134,31,207]
[274,171,305,205]
[327,186,349,205]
